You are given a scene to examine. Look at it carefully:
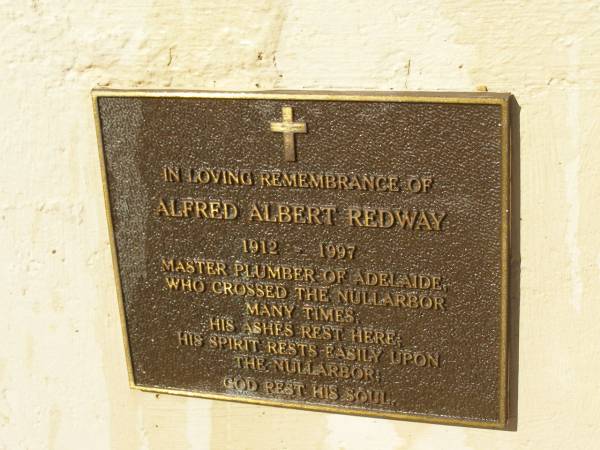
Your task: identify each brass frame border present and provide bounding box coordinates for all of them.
[92,89,511,430]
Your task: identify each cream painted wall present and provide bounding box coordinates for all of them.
[1,1,599,449]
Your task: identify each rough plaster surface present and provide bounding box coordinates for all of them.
[1,1,599,449]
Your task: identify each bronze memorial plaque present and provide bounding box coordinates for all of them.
[93,90,513,429]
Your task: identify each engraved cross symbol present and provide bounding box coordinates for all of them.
[270,106,307,162]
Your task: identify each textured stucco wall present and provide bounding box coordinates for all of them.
[1,1,600,449]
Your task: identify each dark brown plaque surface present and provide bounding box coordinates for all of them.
[93,90,512,429]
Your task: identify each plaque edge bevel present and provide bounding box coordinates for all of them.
[130,382,507,430]
[92,94,138,391]
[91,88,510,104]
[91,89,512,430]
